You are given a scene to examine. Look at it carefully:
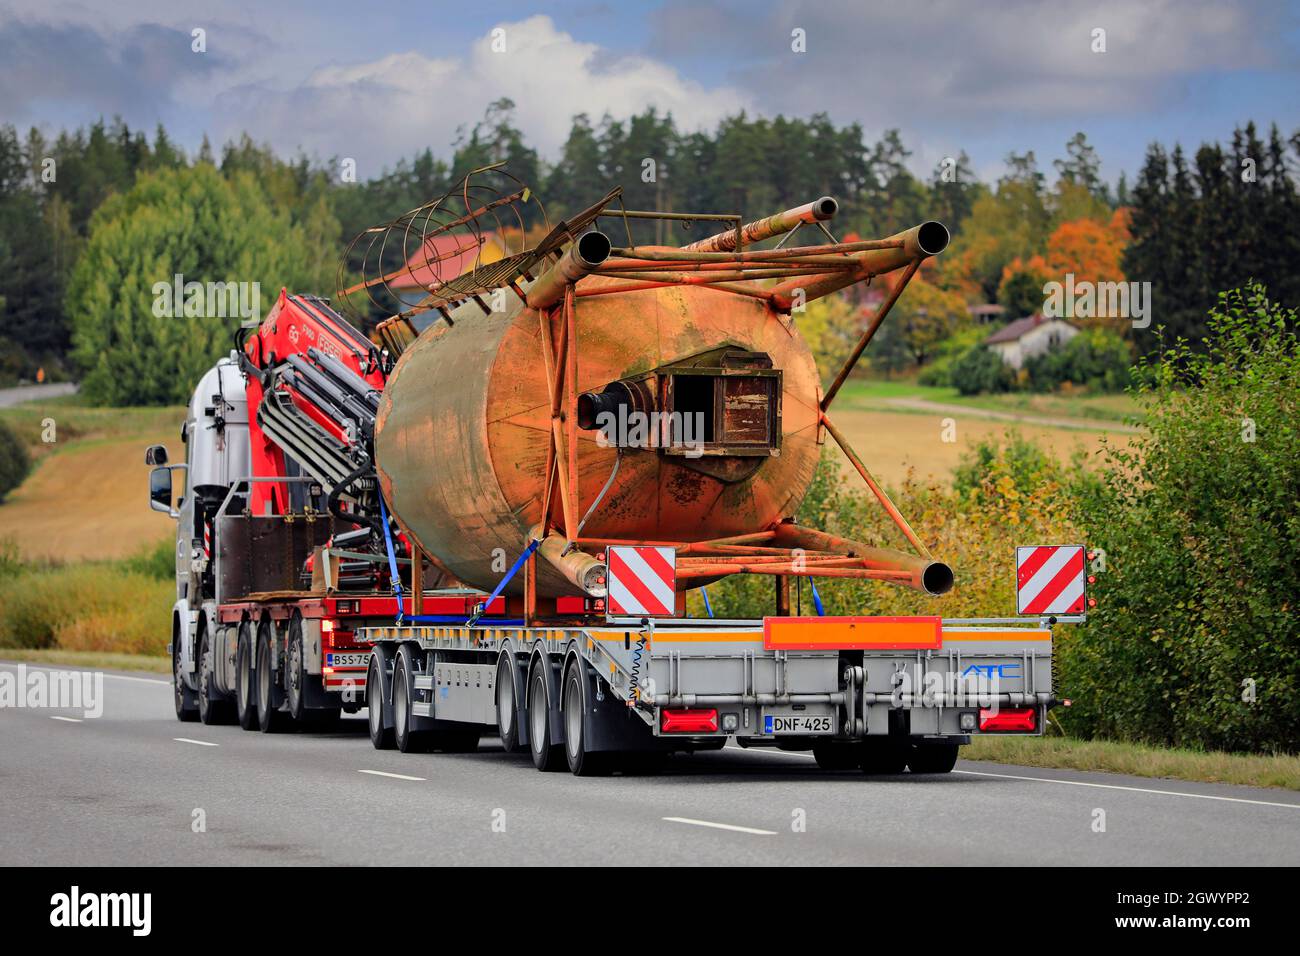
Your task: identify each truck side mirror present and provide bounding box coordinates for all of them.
[150,466,178,518]
[146,444,169,466]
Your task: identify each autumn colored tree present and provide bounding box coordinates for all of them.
[889,277,970,366]
[997,256,1052,318]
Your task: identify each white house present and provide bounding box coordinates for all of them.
[984,314,1078,369]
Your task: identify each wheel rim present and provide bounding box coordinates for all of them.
[174,643,185,711]
[287,638,300,713]
[529,670,547,753]
[198,638,210,718]
[497,662,513,738]
[394,661,408,742]
[564,671,582,760]
[257,636,271,713]
[237,639,250,711]
[368,659,382,738]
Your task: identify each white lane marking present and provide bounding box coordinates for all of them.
[0,661,168,685]
[99,673,170,686]
[173,737,219,747]
[663,816,776,835]
[49,716,82,723]
[744,747,1300,810]
[357,769,426,782]
[954,769,1300,810]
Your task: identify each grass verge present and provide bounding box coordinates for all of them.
[0,537,174,655]
[834,377,1141,424]
[0,648,169,674]
[967,735,1300,792]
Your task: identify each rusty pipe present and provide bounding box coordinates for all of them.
[532,525,607,597]
[769,220,949,312]
[526,231,612,309]
[683,196,838,253]
[769,523,954,596]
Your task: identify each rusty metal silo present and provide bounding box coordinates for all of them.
[349,168,952,605]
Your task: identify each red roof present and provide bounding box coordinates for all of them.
[387,231,499,292]
[984,313,1059,345]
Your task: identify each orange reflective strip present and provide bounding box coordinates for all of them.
[764,616,941,650]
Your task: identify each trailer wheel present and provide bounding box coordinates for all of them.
[285,617,307,722]
[256,620,289,733]
[235,621,257,731]
[495,653,522,753]
[393,645,432,753]
[527,659,565,772]
[859,738,909,775]
[907,742,959,774]
[197,623,234,725]
[562,658,613,776]
[813,741,863,771]
[172,630,198,723]
[367,652,393,749]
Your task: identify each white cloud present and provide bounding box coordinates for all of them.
[215,15,751,174]
[653,0,1290,121]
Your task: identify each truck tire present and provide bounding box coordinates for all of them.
[283,617,340,729]
[367,652,393,750]
[256,620,289,733]
[907,741,959,774]
[197,623,234,725]
[527,658,565,772]
[393,645,433,753]
[562,658,613,776]
[859,738,909,775]
[235,621,258,730]
[495,653,522,753]
[813,741,864,770]
[285,617,307,722]
[173,632,198,723]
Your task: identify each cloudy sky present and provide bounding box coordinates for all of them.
[2,0,1298,186]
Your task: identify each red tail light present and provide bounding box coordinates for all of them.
[661,708,718,733]
[979,706,1036,732]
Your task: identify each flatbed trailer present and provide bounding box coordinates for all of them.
[201,585,509,732]
[359,611,1059,775]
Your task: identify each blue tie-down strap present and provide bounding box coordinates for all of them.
[808,577,825,616]
[466,538,541,627]
[377,494,406,621]
[701,586,714,619]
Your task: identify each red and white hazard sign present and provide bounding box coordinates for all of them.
[1016,545,1087,615]
[607,545,677,617]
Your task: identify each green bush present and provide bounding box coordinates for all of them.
[1025,327,1133,393]
[954,431,1064,498]
[0,538,173,653]
[949,343,1015,395]
[0,418,31,501]
[691,440,1086,622]
[917,325,987,387]
[1059,284,1300,753]
[66,164,337,406]
[0,559,172,653]
[0,536,21,579]
[120,537,176,580]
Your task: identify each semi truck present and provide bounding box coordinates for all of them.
[147,174,1076,775]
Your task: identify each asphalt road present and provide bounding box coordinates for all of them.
[0,382,78,408]
[2,661,1297,866]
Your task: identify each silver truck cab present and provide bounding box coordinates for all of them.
[146,354,249,715]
